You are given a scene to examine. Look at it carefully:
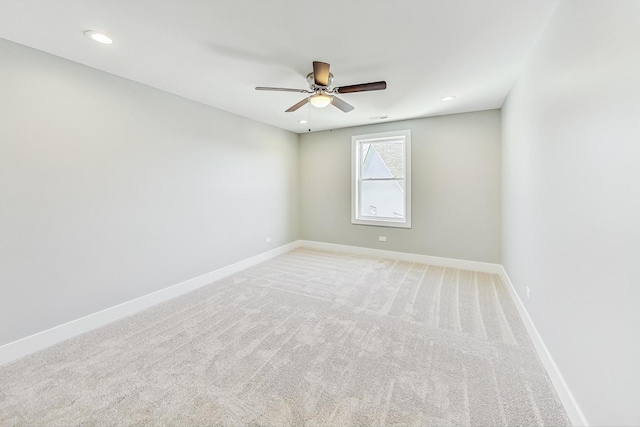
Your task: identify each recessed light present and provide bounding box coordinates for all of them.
[441,96,456,101]
[84,30,113,45]
[298,119,308,124]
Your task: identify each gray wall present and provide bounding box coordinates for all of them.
[299,111,501,263]
[0,38,299,346]
[501,1,640,425]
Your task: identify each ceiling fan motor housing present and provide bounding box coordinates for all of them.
[307,72,334,91]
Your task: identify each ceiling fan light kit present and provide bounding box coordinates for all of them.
[256,61,387,113]
[309,93,332,108]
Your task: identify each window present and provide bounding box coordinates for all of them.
[351,130,411,228]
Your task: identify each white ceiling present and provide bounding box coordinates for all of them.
[0,0,559,133]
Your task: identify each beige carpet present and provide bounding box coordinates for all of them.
[0,248,570,426]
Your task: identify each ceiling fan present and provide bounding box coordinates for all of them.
[255,61,387,113]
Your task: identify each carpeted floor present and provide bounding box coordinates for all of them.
[0,248,570,426]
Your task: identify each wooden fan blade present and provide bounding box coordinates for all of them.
[335,81,387,94]
[285,97,309,112]
[256,87,310,93]
[313,61,330,86]
[331,96,354,113]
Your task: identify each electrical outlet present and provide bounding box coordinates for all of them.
[526,287,531,299]
[379,236,386,242]
[265,237,271,243]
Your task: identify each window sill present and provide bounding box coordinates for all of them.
[351,218,412,229]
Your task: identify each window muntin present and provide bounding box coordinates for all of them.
[351,130,411,228]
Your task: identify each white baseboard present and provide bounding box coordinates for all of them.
[298,240,502,274]
[1,239,495,367]
[0,241,301,367]
[498,267,588,427]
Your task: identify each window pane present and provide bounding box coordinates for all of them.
[360,141,404,179]
[359,179,405,219]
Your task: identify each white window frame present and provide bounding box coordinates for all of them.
[351,129,411,228]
